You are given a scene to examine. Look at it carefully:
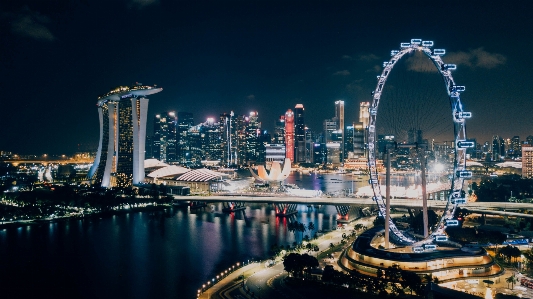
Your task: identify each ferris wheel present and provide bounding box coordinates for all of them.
[367,39,473,245]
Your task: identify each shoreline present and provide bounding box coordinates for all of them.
[0,204,170,230]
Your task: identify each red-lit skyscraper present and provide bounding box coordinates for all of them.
[284,109,295,162]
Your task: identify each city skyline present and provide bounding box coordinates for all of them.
[1,1,532,154]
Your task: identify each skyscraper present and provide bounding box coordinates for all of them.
[273,115,285,144]
[511,136,521,158]
[523,144,533,178]
[220,112,235,165]
[153,111,177,162]
[335,100,345,159]
[359,102,370,158]
[201,118,222,161]
[245,111,261,164]
[88,83,162,188]
[359,102,370,128]
[492,135,504,161]
[284,109,295,162]
[177,112,194,163]
[294,104,305,163]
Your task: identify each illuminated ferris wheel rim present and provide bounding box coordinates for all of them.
[367,38,473,246]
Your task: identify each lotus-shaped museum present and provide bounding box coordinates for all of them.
[250,158,291,182]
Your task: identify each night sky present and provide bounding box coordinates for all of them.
[1,0,532,155]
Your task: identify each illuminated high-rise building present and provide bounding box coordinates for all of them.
[284,109,295,162]
[273,115,285,144]
[510,136,521,158]
[335,100,345,159]
[245,111,261,164]
[153,111,177,162]
[220,112,235,165]
[359,102,370,158]
[352,123,365,157]
[294,104,305,163]
[523,144,533,178]
[492,135,504,161]
[359,102,370,128]
[177,112,194,163]
[88,83,162,188]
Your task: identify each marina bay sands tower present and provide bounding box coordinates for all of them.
[88,83,162,188]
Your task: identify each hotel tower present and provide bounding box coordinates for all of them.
[88,83,162,188]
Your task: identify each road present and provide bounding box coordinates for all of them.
[199,217,375,299]
[173,195,533,210]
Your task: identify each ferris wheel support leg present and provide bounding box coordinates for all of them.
[421,151,428,238]
[385,148,391,249]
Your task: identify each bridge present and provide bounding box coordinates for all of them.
[173,195,533,219]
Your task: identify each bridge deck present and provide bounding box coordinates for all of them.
[172,195,533,218]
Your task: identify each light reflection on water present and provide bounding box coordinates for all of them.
[0,202,342,299]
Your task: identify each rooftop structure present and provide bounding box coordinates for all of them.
[340,227,503,283]
[89,83,162,188]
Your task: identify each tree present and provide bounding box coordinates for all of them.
[283,253,304,277]
[298,222,306,239]
[307,221,315,232]
[283,253,318,279]
[511,246,522,266]
[401,270,423,295]
[301,253,319,278]
[304,234,310,242]
[523,249,533,271]
[270,243,280,255]
[322,265,335,281]
[498,245,518,264]
[506,275,517,289]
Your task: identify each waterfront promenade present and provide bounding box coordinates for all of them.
[198,217,374,299]
[199,215,532,299]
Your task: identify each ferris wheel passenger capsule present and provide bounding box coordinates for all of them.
[458,111,472,119]
[433,49,446,55]
[410,39,422,45]
[400,42,411,48]
[450,85,466,92]
[452,198,467,204]
[443,64,457,70]
[435,235,448,242]
[457,140,475,148]
[422,41,434,47]
[445,219,460,226]
[457,170,472,178]
[391,50,399,56]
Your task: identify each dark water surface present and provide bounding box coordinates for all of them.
[0,202,340,299]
